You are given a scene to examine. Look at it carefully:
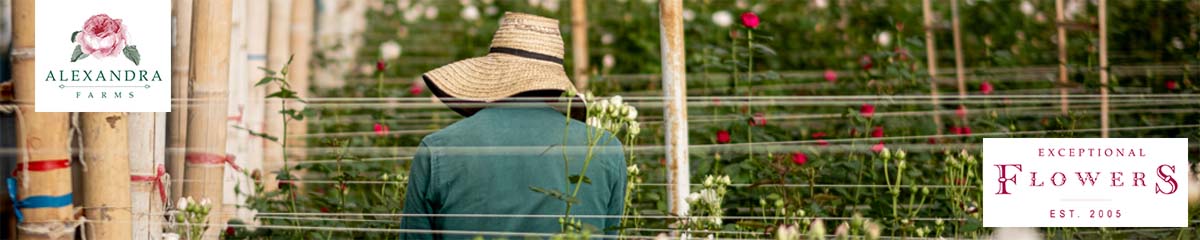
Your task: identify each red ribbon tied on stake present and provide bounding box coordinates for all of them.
[130,164,168,203]
[185,152,241,171]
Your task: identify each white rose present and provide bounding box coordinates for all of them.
[1019,1,1035,16]
[541,0,559,11]
[686,192,700,204]
[380,41,402,59]
[424,6,439,20]
[602,54,616,69]
[176,197,189,209]
[711,11,733,27]
[626,107,638,120]
[461,5,480,21]
[682,9,695,22]
[610,96,623,107]
[876,31,892,46]
[812,0,828,9]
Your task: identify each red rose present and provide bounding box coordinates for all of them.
[740,12,760,29]
[716,130,731,144]
[816,139,829,146]
[894,47,910,61]
[1166,80,1178,90]
[871,142,886,153]
[790,152,807,166]
[860,103,876,118]
[927,137,938,144]
[950,126,962,135]
[373,123,390,137]
[980,81,994,95]
[277,180,293,190]
[811,132,827,139]
[824,69,837,83]
[859,55,874,70]
[409,80,425,96]
[961,126,972,136]
[225,226,235,237]
[871,126,884,138]
[320,207,330,213]
[376,60,387,72]
[749,112,767,126]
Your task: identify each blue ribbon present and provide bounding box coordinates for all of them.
[7,178,74,222]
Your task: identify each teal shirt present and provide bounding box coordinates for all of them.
[401,105,627,239]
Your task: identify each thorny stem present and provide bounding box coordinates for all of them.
[747,29,755,163]
[560,96,573,231]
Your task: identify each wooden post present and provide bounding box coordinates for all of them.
[1098,0,1109,138]
[923,0,945,136]
[951,0,967,122]
[1055,0,1070,114]
[658,0,690,227]
[224,0,248,224]
[129,112,165,240]
[168,0,195,204]
[239,0,269,222]
[287,0,313,168]
[263,0,292,192]
[81,112,132,240]
[571,0,589,90]
[184,0,232,238]
[13,0,77,239]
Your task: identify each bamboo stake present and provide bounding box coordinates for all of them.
[224,0,248,225]
[658,0,690,229]
[1056,0,1070,114]
[263,0,293,193]
[287,0,314,168]
[81,112,132,240]
[923,0,945,136]
[1098,0,1109,138]
[239,0,269,223]
[184,0,232,238]
[129,112,165,240]
[168,0,195,204]
[129,112,164,240]
[12,1,76,239]
[951,0,967,122]
[571,0,589,90]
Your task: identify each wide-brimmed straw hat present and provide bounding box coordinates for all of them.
[423,12,585,120]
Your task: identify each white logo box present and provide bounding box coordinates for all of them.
[982,138,1188,227]
[35,0,172,112]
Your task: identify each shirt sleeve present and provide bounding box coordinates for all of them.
[400,140,437,240]
[605,135,628,235]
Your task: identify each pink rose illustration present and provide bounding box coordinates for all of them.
[78,14,126,57]
[70,14,141,65]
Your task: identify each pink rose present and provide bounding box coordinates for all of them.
[823,69,837,83]
[790,152,807,166]
[740,12,760,29]
[860,103,876,118]
[373,123,390,136]
[77,14,127,58]
[980,81,994,95]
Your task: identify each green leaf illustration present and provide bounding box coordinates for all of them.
[123,45,141,66]
[70,31,81,43]
[70,45,89,62]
